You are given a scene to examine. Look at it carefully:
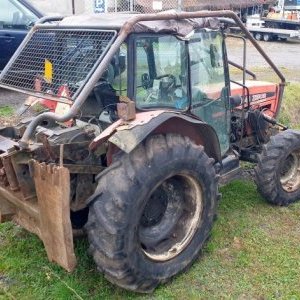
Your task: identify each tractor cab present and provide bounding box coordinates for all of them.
[130,30,230,154]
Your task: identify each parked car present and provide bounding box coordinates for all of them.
[0,0,43,70]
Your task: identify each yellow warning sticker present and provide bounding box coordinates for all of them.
[44,59,53,83]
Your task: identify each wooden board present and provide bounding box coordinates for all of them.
[0,197,15,223]
[32,160,76,272]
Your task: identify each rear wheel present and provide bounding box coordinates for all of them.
[86,134,218,292]
[263,33,272,41]
[255,130,300,205]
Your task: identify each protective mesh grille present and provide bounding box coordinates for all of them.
[0,29,117,100]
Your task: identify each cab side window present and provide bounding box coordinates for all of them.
[189,31,225,103]
[92,43,128,113]
[189,30,230,155]
[111,43,127,96]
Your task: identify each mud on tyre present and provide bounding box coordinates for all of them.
[255,129,300,206]
[86,134,219,293]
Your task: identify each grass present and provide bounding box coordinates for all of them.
[1,180,300,299]
[229,65,297,84]
[229,66,300,128]
[279,83,300,128]
[0,106,15,127]
[0,60,300,299]
[0,106,14,117]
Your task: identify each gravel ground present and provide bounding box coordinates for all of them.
[0,88,26,109]
[227,38,300,82]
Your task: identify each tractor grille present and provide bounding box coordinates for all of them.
[0,29,117,100]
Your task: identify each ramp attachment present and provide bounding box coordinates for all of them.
[32,160,76,272]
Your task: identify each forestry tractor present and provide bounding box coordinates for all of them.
[0,10,299,293]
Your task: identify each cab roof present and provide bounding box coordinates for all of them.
[58,12,220,36]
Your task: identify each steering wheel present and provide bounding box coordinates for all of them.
[159,75,177,103]
[143,74,177,103]
[141,73,151,89]
[158,74,177,92]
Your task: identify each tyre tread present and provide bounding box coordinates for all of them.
[86,134,218,292]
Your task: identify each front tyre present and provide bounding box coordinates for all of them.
[86,134,218,292]
[255,130,300,206]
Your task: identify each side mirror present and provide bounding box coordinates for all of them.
[230,95,242,108]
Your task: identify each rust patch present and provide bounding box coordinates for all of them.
[117,101,136,121]
[90,110,166,151]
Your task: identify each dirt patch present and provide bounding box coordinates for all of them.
[0,116,20,127]
[0,88,26,108]
[241,168,255,181]
[0,89,25,126]
[0,274,15,289]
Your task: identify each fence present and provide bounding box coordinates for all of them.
[102,0,275,13]
[30,0,276,16]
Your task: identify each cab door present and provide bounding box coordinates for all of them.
[189,30,230,155]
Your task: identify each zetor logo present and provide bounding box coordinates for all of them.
[251,93,267,102]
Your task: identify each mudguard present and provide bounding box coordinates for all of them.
[90,111,222,162]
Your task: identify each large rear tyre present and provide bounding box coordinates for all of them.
[255,130,300,206]
[86,134,218,292]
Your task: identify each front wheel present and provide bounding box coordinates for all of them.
[255,130,300,206]
[86,134,218,292]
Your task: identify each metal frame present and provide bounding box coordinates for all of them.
[0,10,285,148]
[226,34,247,87]
[228,60,257,80]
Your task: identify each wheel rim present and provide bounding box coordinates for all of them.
[280,151,300,192]
[139,174,203,262]
[255,33,262,40]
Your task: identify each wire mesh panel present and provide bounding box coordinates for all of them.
[0,29,117,100]
[106,0,132,12]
